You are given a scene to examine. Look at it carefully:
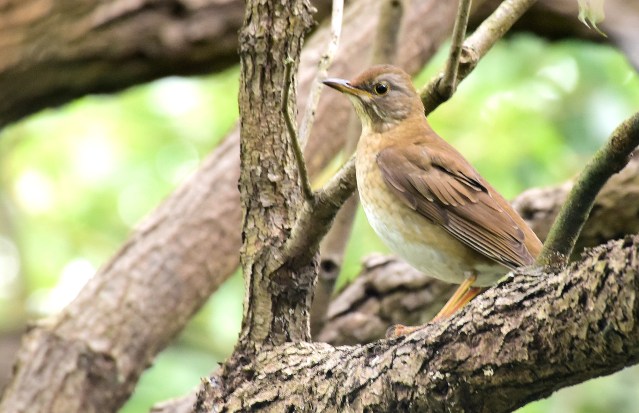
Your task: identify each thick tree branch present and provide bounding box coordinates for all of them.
[0,136,243,413]
[236,0,314,349]
[0,0,331,129]
[2,0,637,130]
[538,112,639,269]
[197,235,639,412]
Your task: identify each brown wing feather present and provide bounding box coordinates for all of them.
[377,145,537,269]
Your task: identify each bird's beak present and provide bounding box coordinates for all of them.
[322,78,369,97]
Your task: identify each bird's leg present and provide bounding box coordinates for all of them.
[432,273,482,322]
[386,273,483,338]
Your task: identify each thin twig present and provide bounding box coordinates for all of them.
[440,0,473,98]
[537,111,639,270]
[298,0,344,147]
[283,60,314,202]
[421,0,538,115]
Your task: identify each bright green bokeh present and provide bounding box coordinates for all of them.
[1,35,638,412]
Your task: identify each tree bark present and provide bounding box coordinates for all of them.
[235,0,314,349]
[195,235,639,412]
[0,0,240,128]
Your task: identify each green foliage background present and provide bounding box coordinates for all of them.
[0,35,638,412]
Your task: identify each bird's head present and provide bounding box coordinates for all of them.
[323,65,424,133]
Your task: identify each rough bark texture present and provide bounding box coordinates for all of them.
[196,235,639,412]
[235,0,314,349]
[0,0,335,128]
[318,155,639,345]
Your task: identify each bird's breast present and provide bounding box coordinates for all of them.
[355,140,507,286]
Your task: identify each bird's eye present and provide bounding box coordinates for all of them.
[373,81,390,95]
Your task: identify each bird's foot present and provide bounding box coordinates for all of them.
[385,323,422,338]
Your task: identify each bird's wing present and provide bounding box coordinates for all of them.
[377,145,536,269]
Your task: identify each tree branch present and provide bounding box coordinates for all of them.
[0,0,335,129]
[197,235,639,412]
[3,0,638,129]
[298,0,344,147]
[283,60,314,202]
[440,0,473,97]
[538,112,639,269]
[421,0,538,114]
[280,156,357,268]
[285,0,345,204]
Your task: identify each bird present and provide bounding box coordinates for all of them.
[323,65,542,337]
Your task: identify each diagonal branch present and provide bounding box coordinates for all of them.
[440,0,473,97]
[421,0,538,114]
[280,156,357,268]
[197,235,639,412]
[538,111,639,269]
[298,0,344,147]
